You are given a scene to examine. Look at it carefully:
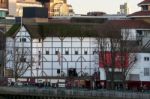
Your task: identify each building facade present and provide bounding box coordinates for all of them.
[0,0,8,17]
[0,0,74,17]
[129,0,150,23]
[3,0,150,88]
[5,24,101,79]
[9,0,42,17]
[5,20,150,88]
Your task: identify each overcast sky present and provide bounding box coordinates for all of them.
[68,0,142,14]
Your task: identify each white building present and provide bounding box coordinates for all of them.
[5,20,150,88]
[5,23,101,78]
[104,20,150,84]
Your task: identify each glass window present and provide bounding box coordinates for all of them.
[55,51,59,55]
[144,57,149,61]
[136,30,143,36]
[142,5,148,11]
[20,57,26,62]
[0,11,6,18]
[20,38,26,42]
[144,68,150,76]
[84,51,87,55]
[46,51,49,55]
[75,51,78,55]
[65,51,69,55]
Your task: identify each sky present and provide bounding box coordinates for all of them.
[68,0,142,14]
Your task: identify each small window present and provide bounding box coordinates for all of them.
[75,51,78,55]
[20,57,26,62]
[144,57,149,61]
[136,30,143,36]
[46,51,49,55]
[84,51,87,55]
[142,5,148,11]
[20,38,26,42]
[65,51,69,55]
[55,51,59,55]
[144,68,150,76]
[23,38,26,42]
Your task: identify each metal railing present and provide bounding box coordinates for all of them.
[0,87,150,99]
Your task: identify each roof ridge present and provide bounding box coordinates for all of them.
[128,10,150,16]
[138,0,150,5]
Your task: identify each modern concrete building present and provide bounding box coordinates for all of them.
[0,0,74,17]
[9,0,42,17]
[0,0,42,17]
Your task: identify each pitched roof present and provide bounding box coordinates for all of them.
[138,0,150,5]
[128,11,150,16]
[95,20,150,38]
[5,20,150,38]
[6,23,98,38]
[5,24,21,37]
[105,20,150,29]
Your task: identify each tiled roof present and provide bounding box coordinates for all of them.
[138,0,150,5]
[95,20,150,42]
[128,11,150,16]
[105,20,150,29]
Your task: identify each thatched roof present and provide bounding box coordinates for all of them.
[6,24,21,37]
[5,20,150,39]
[6,23,98,38]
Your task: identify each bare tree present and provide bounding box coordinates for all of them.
[96,22,121,89]
[5,48,31,81]
[13,47,31,81]
[96,22,138,90]
[119,28,138,90]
